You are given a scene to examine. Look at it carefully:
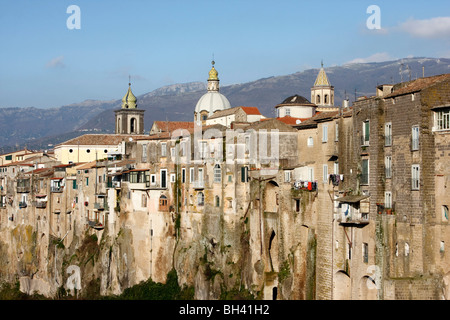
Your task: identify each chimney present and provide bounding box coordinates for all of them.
[376,84,394,98]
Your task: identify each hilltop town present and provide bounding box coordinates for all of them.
[1,61,450,300]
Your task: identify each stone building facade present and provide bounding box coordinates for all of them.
[0,70,449,300]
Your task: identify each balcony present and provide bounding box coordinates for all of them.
[361,135,370,147]
[51,186,64,193]
[94,202,109,211]
[88,220,104,230]
[107,181,121,189]
[129,182,150,190]
[147,182,167,190]
[192,181,204,190]
[19,201,27,208]
[292,180,318,192]
[35,201,47,209]
[335,211,369,225]
[17,179,31,193]
[335,195,370,226]
[17,186,31,193]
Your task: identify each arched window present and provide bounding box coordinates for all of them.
[214,164,221,183]
[130,117,137,133]
[197,192,204,206]
[159,195,168,211]
[317,95,321,104]
[215,195,220,207]
[324,94,329,104]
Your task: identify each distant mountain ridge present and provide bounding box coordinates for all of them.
[1,57,449,153]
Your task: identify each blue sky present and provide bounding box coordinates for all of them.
[1,0,450,108]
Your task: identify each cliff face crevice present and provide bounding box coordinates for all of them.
[1,178,319,300]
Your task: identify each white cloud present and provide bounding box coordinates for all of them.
[399,17,450,38]
[46,55,65,69]
[345,52,396,65]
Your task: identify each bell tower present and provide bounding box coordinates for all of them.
[115,80,145,134]
[311,61,335,109]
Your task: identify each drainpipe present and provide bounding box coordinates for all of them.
[331,185,335,300]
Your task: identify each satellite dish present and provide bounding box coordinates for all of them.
[129,137,133,141]
[296,119,302,124]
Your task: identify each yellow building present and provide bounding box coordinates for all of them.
[54,134,147,164]
[0,148,42,166]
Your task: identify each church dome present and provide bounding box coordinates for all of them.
[194,61,231,121]
[121,84,137,109]
[280,95,314,106]
[209,66,219,81]
[195,91,231,115]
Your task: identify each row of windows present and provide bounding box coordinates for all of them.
[156,191,223,211]
[315,115,445,149]
[305,123,339,147]
[315,94,333,105]
[364,121,421,151]
[68,148,109,154]
[154,140,251,159]
[362,158,420,190]
[321,123,339,143]
[145,165,250,189]
[337,240,369,263]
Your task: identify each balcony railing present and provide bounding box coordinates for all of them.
[88,220,104,230]
[128,181,151,190]
[192,181,204,189]
[335,211,369,225]
[17,179,31,193]
[292,180,318,192]
[94,202,109,210]
[17,186,31,193]
[361,135,370,147]
[51,186,64,193]
[107,181,121,189]
[35,201,47,209]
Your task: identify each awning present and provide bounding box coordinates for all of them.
[335,195,369,203]
[35,194,47,198]
[121,169,149,174]
[328,155,338,161]
[108,172,123,176]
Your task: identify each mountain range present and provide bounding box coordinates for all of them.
[1,57,449,154]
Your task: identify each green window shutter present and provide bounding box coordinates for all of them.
[72,180,77,189]
[241,166,248,183]
[365,121,370,142]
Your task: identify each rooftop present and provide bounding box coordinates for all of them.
[276,95,315,107]
[207,106,262,120]
[276,116,311,125]
[384,73,450,98]
[56,134,149,147]
[151,121,195,133]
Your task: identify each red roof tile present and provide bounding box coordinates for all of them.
[151,121,194,133]
[276,116,311,125]
[240,107,262,115]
